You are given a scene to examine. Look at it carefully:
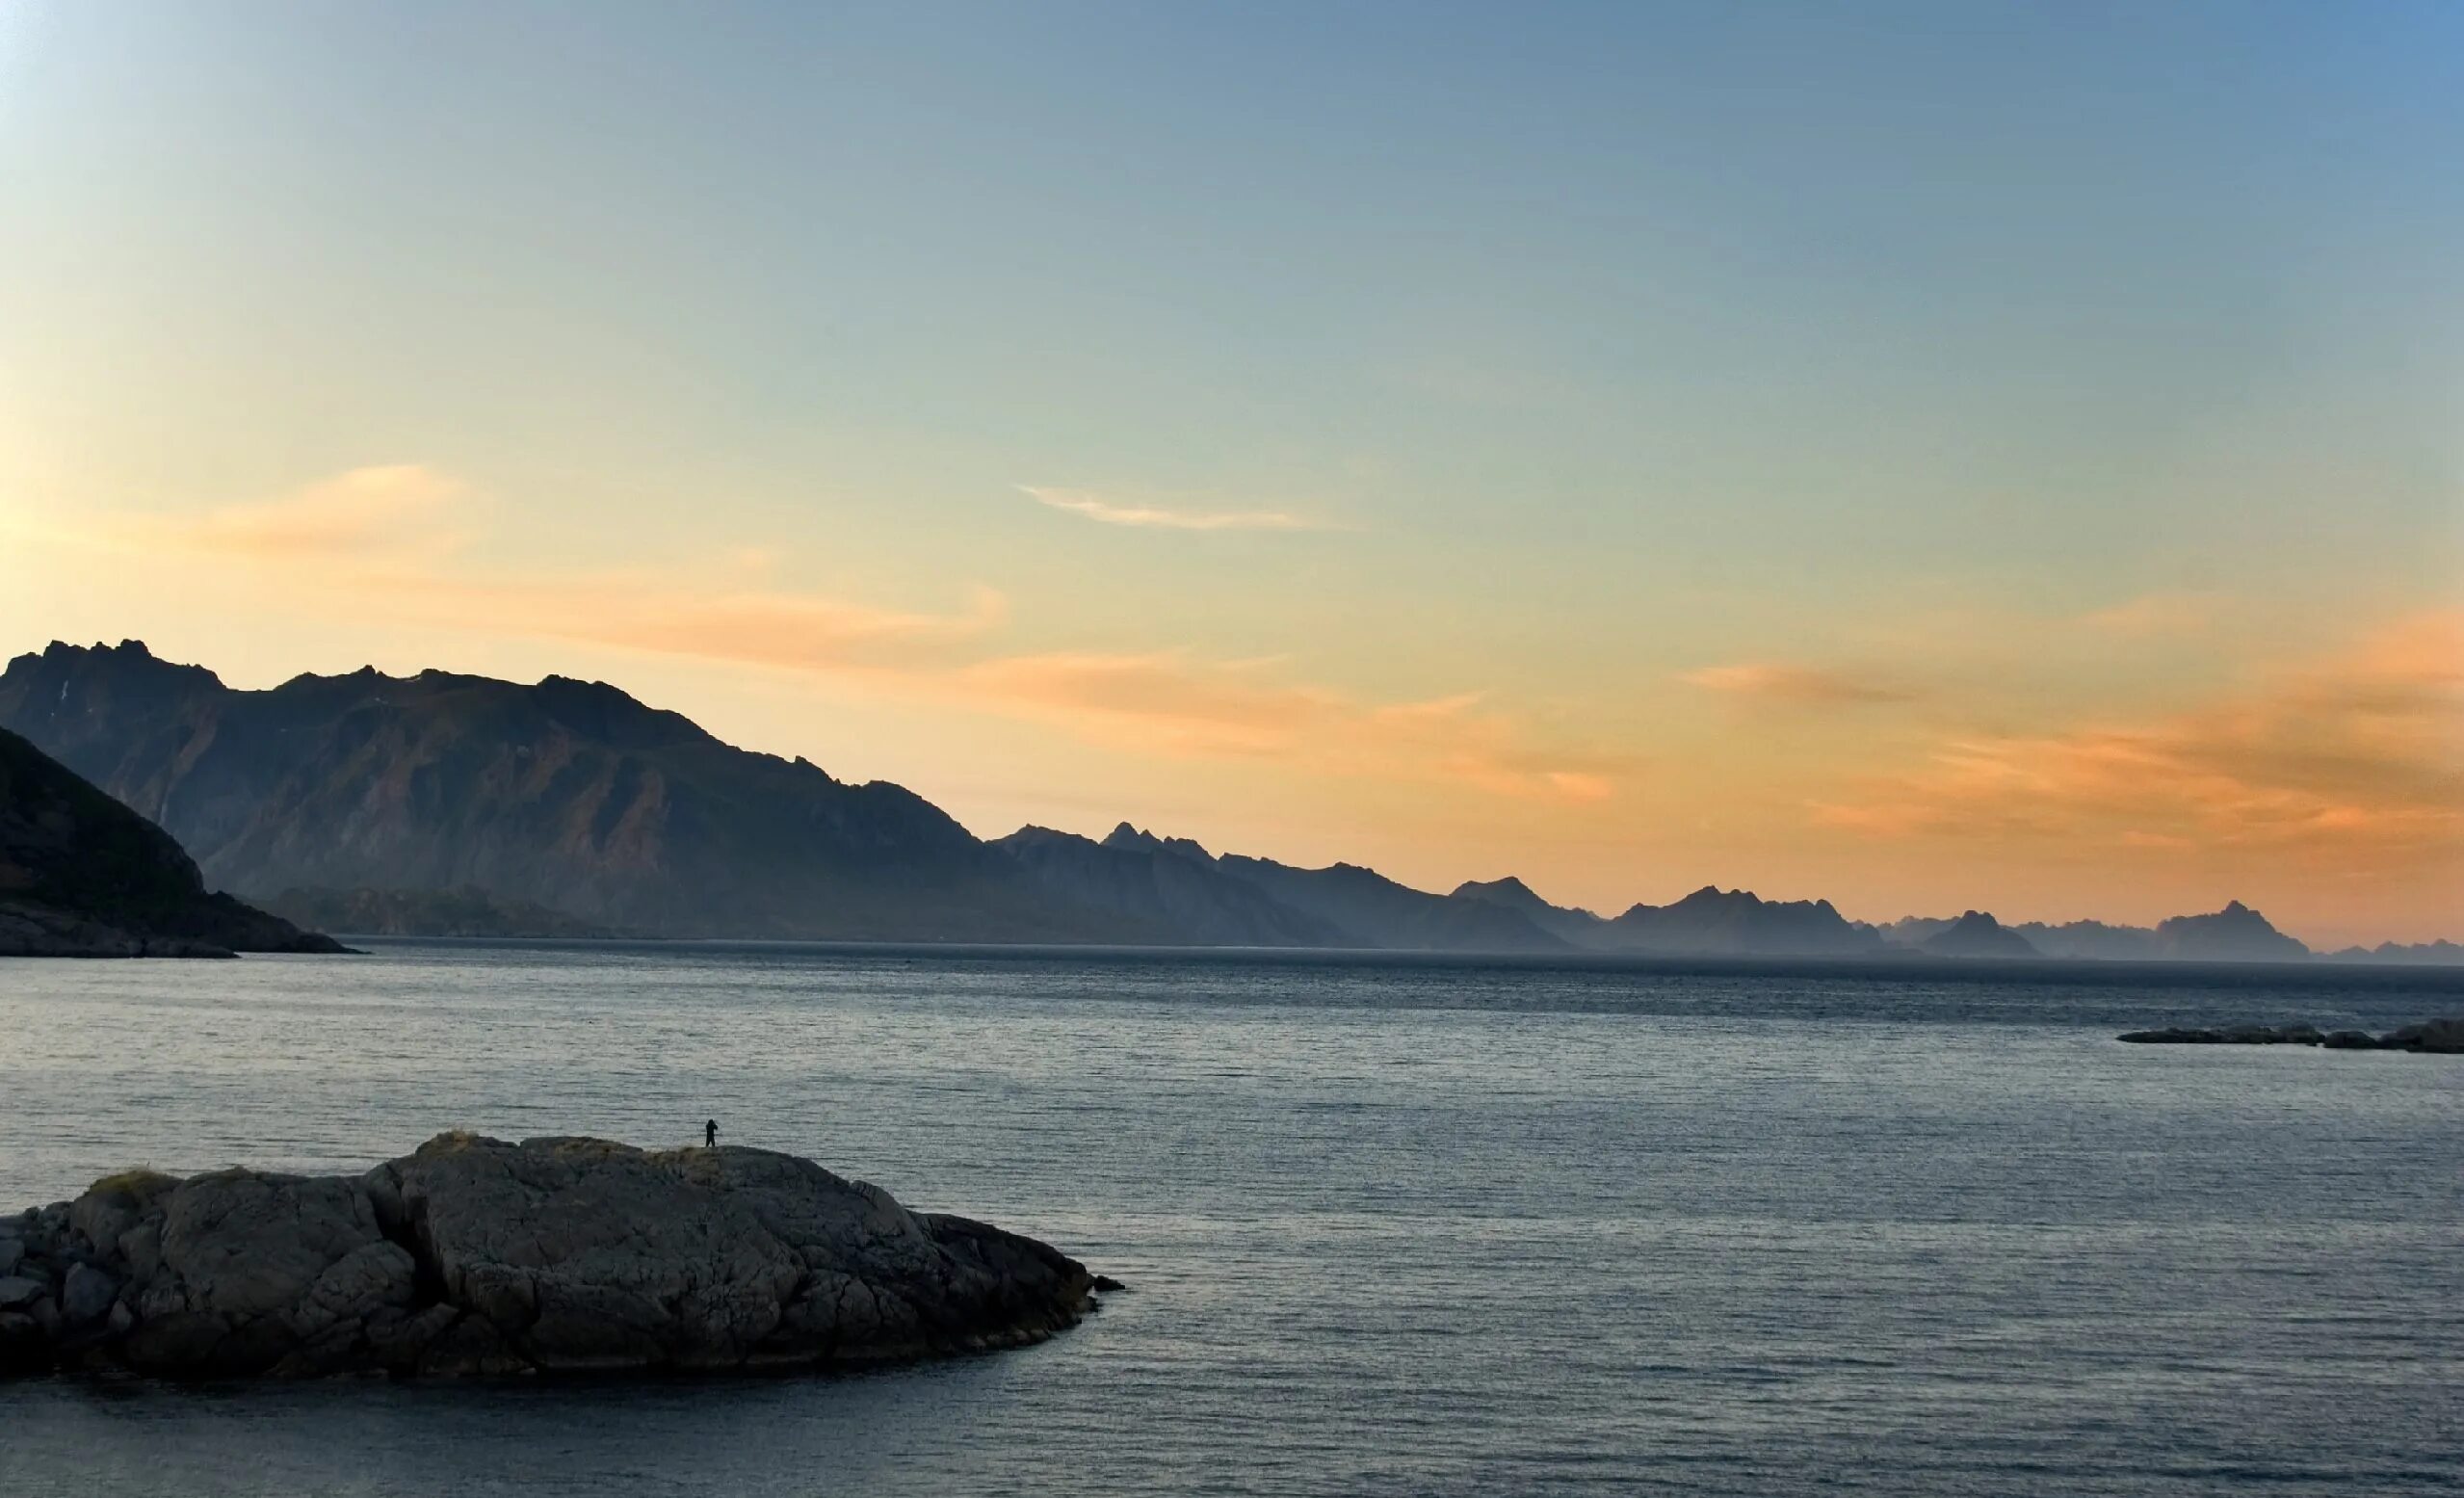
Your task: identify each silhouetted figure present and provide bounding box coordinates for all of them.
[704,1118,719,1148]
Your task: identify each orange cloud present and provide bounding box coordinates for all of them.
[1678,663,1916,705]
[1814,609,2464,876]
[59,468,1612,803]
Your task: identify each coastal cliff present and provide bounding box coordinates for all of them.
[0,725,345,958]
[0,1134,1098,1379]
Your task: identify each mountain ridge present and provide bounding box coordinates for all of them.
[1,641,2443,961]
[0,723,346,957]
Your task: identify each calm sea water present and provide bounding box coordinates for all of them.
[1,942,2458,1496]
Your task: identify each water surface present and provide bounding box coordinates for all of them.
[2,943,2457,1495]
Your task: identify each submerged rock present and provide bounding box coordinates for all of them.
[0,1134,1097,1380]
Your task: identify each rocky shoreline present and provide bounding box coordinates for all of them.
[0,1133,1100,1380]
[2117,1018,2462,1051]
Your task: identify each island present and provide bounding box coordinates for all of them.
[0,1133,1102,1380]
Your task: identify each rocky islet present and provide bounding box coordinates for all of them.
[2116,1018,2463,1052]
[0,1133,1100,1380]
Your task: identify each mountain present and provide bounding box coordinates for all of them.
[1891,907,2320,963]
[0,725,344,958]
[1210,854,1568,952]
[995,824,1567,952]
[1451,876,1611,946]
[1,642,2435,958]
[2152,902,2310,962]
[1918,910,2040,959]
[0,641,1126,943]
[2011,919,2160,961]
[1605,886,1886,957]
[993,824,1349,947]
[2324,939,2464,967]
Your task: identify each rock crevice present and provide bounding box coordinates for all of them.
[0,1134,1096,1380]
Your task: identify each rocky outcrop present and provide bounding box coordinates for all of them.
[2117,1018,2463,1053]
[0,1134,1099,1380]
[0,725,347,959]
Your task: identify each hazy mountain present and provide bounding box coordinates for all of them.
[2011,919,2161,961]
[1891,906,2322,963]
[1606,886,1886,957]
[0,725,342,958]
[1210,854,1568,952]
[1451,876,1611,946]
[1917,910,2040,959]
[0,642,1127,943]
[994,824,1349,947]
[2323,938,2464,966]
[2152,902,2310,962]
[1880,915,1954,949]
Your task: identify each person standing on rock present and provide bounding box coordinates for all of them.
[704,1118,719,1148]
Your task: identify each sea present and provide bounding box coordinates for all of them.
[0,941,2457,1496]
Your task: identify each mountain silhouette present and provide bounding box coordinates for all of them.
[1206,854,1567,952]
[0,642,2426,959]
[1451,876,1612,946]
[1604,886,1886,957]
[994,824,1349,947]
[0,642,1125,943]
[2152,901,2309,962]
[1918,910,2040,959]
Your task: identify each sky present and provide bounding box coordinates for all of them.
[1,2,2458,945]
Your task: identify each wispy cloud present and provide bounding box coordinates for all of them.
[1019,486,1340,533]
[1678,663,1917,706]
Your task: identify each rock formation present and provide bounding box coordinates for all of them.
[0,1134,1098,1380]
[2117,1018,2462,1053]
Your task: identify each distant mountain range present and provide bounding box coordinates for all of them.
[1,640,2451,964]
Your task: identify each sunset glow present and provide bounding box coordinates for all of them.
[3,3,2456,944]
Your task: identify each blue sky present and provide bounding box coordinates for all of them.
[2,2,2458,939]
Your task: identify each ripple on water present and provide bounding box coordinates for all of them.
[0,941,2457,1497]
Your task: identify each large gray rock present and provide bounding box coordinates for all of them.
[60,1263,118,1327]
[3,1133,1096,1380]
